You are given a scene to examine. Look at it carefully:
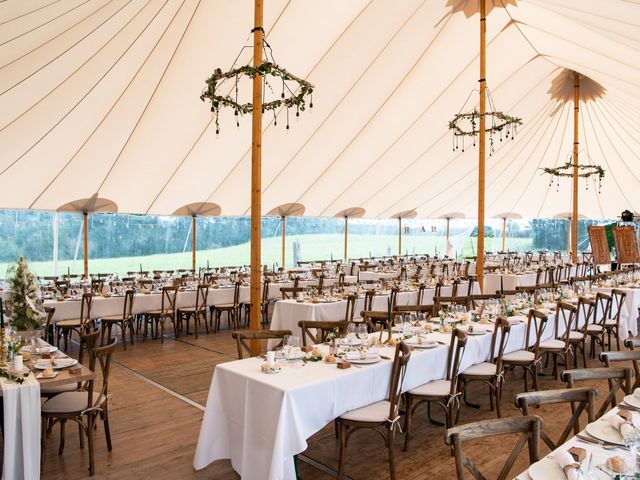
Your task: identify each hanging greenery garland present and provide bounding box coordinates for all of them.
[541,161,605,193]
[200,34,314,134]
[448,87,523,155]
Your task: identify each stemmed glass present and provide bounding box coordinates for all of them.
[347,322,357,349]
[393,315,403,332]
[357,323,369,348]
[283,335,300,363]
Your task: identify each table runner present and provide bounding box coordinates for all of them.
[1,373,40,480]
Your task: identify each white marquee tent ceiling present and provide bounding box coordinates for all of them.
[0,0,638,219]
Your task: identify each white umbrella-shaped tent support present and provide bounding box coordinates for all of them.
[173,202,222,272]
[267,203,305,268]
[492,212,523,252]
[391,210,417,256]
[554,212,587,256]
[438,212,466,257]
[334,207,365,262]
[57,195,118,278]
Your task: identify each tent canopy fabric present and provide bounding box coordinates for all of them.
[0,0,638,219]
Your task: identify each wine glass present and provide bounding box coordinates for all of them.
[347,322,357,348]
[357,323,369,347]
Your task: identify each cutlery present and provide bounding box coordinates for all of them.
[576,434,628,450]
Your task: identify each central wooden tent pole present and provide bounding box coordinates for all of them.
[281,215,286,268]
[501,218,506,252]
[571,71,580,264]
[344,217,348,261]
[477,0,487,291]
[446,218,451,254]
[83,211,88,278]
[398,217,402,256]
[192,215,197,272]
[249,0,264,349]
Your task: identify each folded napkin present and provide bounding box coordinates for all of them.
[634,387,640,399]
[608,413,637,439]
[556,450,580,480]
[344,350,379,360]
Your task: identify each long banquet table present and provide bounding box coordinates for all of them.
[194,308,559,480]
[269,282,480,339]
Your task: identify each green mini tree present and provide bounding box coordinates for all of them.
[5,257,44,331]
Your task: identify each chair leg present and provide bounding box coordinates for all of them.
[78,421,84,449]
[388,429,396,480]
[58,419,66,455]
[87,414,95,476]
[403,396,413,452]
[337,421,347,479]
[103,406,112,451]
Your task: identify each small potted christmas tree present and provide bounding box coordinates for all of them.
[4,257,45,336]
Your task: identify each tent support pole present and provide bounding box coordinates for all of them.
[501,218,506,252]
[446,218,451,256]
[281,216,286,268]
[249,0,264,350]
[344,217,348,261]
[572,71,580,264]
[477,0,486,291]
[398,218,402,256]
[83,211,88,279]
[192,215,196,272]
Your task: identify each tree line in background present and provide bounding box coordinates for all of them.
[0,209,611,263]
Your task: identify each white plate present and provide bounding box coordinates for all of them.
[528,456,563,480]
[623,394,640,409]
[36,371,60,379]
[466,330,487,335]
[348,356,381,364]
[410,341,439,349]
[35,358,78,370]
[585,419,625,446]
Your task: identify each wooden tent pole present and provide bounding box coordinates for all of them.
[192,215,197,272]
[501,218,507,252]
[572,71,580,263]
[398,218,402,256]
[446,218,451,256]
[83,211,88,279]
[281,216,286,268]
[249,0,264,349]
[477,0,487,291]
[344,217,348,261]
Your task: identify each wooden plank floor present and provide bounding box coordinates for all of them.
[16,316,629,480]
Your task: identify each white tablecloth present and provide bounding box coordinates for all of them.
[194,311,558,479]
[358,271,399,282]
[1,373,40,480]
[45,282,286,322]
[483,273,538,295]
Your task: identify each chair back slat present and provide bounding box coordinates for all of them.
[297,321,346,346]
[562,367,632,418]
[231,329,292,359]
[387,342,411,422]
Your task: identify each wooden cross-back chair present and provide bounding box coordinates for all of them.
[569,296,594,368]
[586,292,611,358]
[514,387,596,451]
[280,286,304,299]
[344,293,357,322]
[100,289,135,349]
[445,415,542,480]
[600,351,640,391]
[177,284,210,339]
[297,320,347,347]
[90,279,104,294]
[469,293,502,310]
[459,316,511,418]
[502,309,547,392]
[605,289,627,351]
[464,276,476,297]
[143,286,178,343]
[538,301,576,379]
[211,281,242,331]
[433,296,470,314]
[360,310,398,334]
[336,342,411,480]
[562,367,632,419]
[56,292,94,352]
[403,329,468,452]
[394,304,433,318]
[625,338,640,350]
[231,329,292,359]
[363,289,376,311]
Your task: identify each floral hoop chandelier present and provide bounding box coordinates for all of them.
[200,30,313,134]
[449,87,522,154]
[542,153,605,193]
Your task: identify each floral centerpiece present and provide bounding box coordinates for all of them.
[4,257,45,332]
